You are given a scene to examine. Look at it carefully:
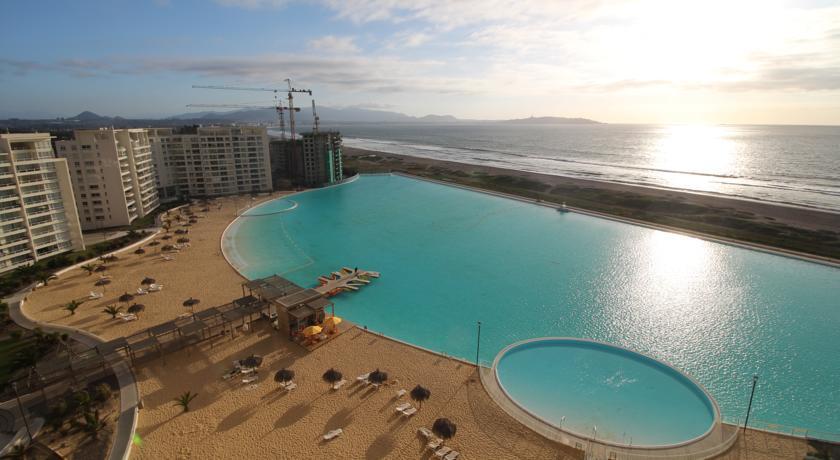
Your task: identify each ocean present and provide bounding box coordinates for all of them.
[326,123,840,212]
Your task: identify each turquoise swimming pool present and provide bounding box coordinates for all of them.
[495,338,718,446]
[223,174,840,439]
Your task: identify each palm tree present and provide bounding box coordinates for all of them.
[103,305,123,319]
[322,368,342,389]
[410,385,431,408]
[64,300,82,316]
[173,391,198,412]
[37,271,55,286]
[80,263,97,276]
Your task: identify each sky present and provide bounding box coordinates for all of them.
[1,0,840,124]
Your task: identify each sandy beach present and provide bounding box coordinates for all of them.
[19,193,815,459]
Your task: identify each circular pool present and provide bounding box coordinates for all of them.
[494,338,719,447]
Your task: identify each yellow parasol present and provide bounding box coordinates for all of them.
[323,316,343,328]
[302,325,323,337]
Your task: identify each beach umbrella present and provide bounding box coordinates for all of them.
[147,240,160,247]
[410,385,431,408]
[241,355,263,369]
[127,303,145,317]
[432,418,457,442]
[177,237,190,244]
[183,297,200,311]
[118,292,134,304]
[134,248,145,255]
[162,235,172,240]
[322,368,342,386]
[323,316,342,330]
[141,277,155,286]
[368,369,388,385]
[274,368,295,384]
[162,244,176,251]
[302,325,322,337]
[94,265,108,272]
[94,278,111,292]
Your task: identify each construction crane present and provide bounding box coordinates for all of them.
[282,79,312,143]
[312,100,320,134]
[191,84,302,139]
[184,103,299,139]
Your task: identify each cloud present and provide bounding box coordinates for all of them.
[214,0,288,8]
[308,36,361,54]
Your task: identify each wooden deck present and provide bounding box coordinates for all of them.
[314,267,380,296]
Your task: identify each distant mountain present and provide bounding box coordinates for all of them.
[72,111,108,121]
[506,116,601,124]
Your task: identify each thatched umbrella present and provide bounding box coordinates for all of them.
[183,297,200,312]
[147,240,161,249]
[118,292,134,304]
[175,229,187,235]
[368,369,388,385]
[241,355,263,369]
[162,244,176,252]
[161,235,173,240]
[134,248,146,255]
[274,368,295,385]
[94,265,108,273]
[432,418,457,443]
[177,237,190,244]
[410,385,431,408]
[141,277,156,286]
[322,368,342,388]
[94,278,111,292]
[127,303,145,317]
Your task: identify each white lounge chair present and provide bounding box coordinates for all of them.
[116,313,137,322]
[356,373,370,382]
[89,291,103,300]
[395,402,411,412]
[332,379,347,390]
[401,407,417,417]
[284,382,297,391]
[136,288,148,295]
[444,451,460,460]
[418,427,433,439]
[242,375,258,384]
[396,389,407,398]
[323,428,342,441]
[427,438,443,450]
[162,255,174,261]
[435,447,452,458]
[148,284,163,292]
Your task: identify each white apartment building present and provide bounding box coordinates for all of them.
[56,128,160,230]
[0,133,85,274]
[149,126,272,198]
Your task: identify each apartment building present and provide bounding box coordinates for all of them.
[269,131,344,187]
[56,128,160,230]
[0,133,84,274]
[148,126,272,198]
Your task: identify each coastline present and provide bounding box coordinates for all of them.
[343,147,840,262]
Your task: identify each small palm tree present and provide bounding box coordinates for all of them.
[37,272,55,286]
[80,263,97,276]
[64,300,82,316]
[79,409,108,439]
[103,305,123,319]
[173,391,198,412]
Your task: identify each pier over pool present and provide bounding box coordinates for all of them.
[223,174,840,439]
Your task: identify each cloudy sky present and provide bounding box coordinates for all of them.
[2,0,839,124]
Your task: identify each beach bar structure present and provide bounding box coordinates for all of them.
[243,275,332,338]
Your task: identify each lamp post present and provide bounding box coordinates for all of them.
[743,375,758,433]
[475,321,481,367]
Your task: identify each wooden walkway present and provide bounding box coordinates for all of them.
[314,267,380,296]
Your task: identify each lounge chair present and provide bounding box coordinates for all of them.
[418,427,433,439]
[396,389,407,398]
[116,313,137,322]
[435,447,452,458]
[242,375,258,384]
[444,451,460,460]
[162,255,174,261]
[332,379,347,390]
[427,438,443,450]
[356,373,370,382]
[401,407,417,417]
[284,382,297,391]
[395,402,411,412]
[136,288,148,295]
[323,428,342,441]
[239,367,256,374]
[89,291,103,300]
[148,284,163,292]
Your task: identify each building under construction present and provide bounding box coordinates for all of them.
[269,131,344,188]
